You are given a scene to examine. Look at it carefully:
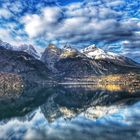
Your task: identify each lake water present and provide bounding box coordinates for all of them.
[0,84,140,140]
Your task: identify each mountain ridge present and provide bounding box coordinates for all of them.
[0,47,51,85]
[0,40,40,59]
[0,40,140,82]
[41,43,140,78]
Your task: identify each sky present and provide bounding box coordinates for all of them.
[0,0,140,62]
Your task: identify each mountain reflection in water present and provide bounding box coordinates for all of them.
[0,83,140,140]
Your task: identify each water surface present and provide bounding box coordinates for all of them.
[0,84,140,140]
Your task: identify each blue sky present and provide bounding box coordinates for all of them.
[0,0,140,62]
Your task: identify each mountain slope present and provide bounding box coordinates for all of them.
[41,44,62,73]
[41,44,140,78]
[0,47,50,83]
[0,40,40,59]
[0,40,13,50]
[16,44,40,59]
[81,44,139,67]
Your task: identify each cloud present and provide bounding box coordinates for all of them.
[0,8,12,18]
[21,0,140,48]
[0,0,140,62]
[106,0,125,7]
[103,39,140,63]
[0,28,14,43]
[22,14,44,38]
[22,6,62,38]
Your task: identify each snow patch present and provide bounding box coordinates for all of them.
[81,45,119,60]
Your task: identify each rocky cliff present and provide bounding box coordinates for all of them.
[0,47,50,84]
[41,44,140,78]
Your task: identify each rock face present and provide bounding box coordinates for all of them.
[81,44,139,67]
[41,44,62,73]
[0,47,50,83]
[17,44,40,59]
[41,44,140,78]
[0,40,40,59]
[1,41,140,82]
[0,40,13,50]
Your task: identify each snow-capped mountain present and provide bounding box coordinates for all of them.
[16,44,40,59]
[0,40,40,59]
[81,44,139,67]
[0,40,13,50]
[63,43,77,52]
[41,44,140,77]
[81,44,119,60]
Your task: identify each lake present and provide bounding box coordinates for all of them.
[0,84,140,140]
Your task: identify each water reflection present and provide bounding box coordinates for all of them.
[41,85,140,122]
[0,85,56,119]
[0,83,140,140]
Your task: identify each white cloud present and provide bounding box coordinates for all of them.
[43,7,62,22]
[0,28,13,43]
[0,8,12,18]
[106,0,125,7]
[0,0,139,62]
[21,0,139,46]
[11,0,140,63]
[22,14,44,38]
[22,6,62,38]
[0,27,33,47]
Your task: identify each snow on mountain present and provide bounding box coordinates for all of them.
[63,43,77,52]
[81,44,119,60]
[81,44,139,67]
[0,40,40,59]
[0,40,13,50]
[16,44,40,59]
[41,44,140,77]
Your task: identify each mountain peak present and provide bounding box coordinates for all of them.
[0,40,13,50]
[81,44,97,53]
[0,39,40,59]
[48,44,58,50]
[41,43,140,77]
[63,43,72,49]
[63,43,78,53]
[19,44,36,51]
[18,44,40,59]
[81,44,117,60]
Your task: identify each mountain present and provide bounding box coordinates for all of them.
[1,40,140,82]
[81,44,139,67]
[0,40,40,59]
[0,47,50,84]
[63,43,78,52]
[0,40,13,50]
[81,44,118,59]
[16,44,40,59]
[41,44,85,73]
[41,44,62,73]
[41,44,140,78]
